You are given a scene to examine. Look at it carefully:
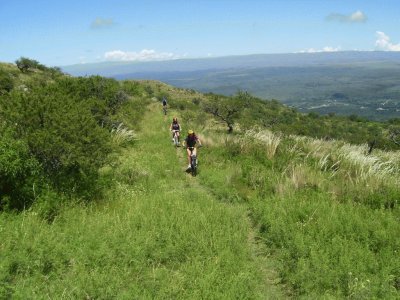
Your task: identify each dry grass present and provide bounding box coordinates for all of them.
[336,144,398,181]
[288,135,399,184]
[111,123,136,146]
[245,128,282,159]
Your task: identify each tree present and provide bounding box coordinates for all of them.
[15,57,45,72]
[203,95,241,133]
[203,91,252,133]
[389,125,400,146]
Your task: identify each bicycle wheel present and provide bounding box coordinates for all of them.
[191,155,197,176]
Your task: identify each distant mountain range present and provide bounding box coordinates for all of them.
[62,52,400,120]
[62,51,400,77]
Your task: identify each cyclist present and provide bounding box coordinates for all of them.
[162,97,167,114]
[170,117,181,143]
[183,129,202,170]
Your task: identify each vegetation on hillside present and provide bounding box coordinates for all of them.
[0,59,148,211]
[135,80,400,298]
[0,58,399,298]
[155,62,400,121]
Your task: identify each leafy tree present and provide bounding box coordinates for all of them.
[389,125,400,146]
[203,91,251,133]
[15,57,45,72]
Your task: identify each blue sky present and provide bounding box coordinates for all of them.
[1,0,399,66]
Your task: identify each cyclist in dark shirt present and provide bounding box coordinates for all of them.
[162,97,167,115]
[183,130,202,169]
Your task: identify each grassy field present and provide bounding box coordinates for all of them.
[1,74,399,298]
[0,102,286,299]
[196,126,400,299]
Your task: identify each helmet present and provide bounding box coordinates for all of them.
[173,117,178,122]
[188,130,194,134]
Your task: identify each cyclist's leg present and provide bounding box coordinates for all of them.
[186,148,192,166]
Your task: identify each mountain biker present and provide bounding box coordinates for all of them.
[162,97,167,112]
[183,129,202,170]
[170,117,181,143]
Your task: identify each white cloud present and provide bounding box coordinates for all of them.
[326,10,367,23]
[349,10,367,22]
[104,49,183,61]
[299,46,341,53]
[91,18,115,29]
[375,31,400,51]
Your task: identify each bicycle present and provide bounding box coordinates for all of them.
[162,105,167,115]
[187,146,198,176]
[172,130,180,147]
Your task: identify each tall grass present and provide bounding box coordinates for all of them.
[197,124,400,298]
[0,104,274,299]
[245,128,281,159]
[111,123,136,146]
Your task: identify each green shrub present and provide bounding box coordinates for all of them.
[0,128,42,210]
[0,70,13,94]
[0,82,112,197]
[32,189,66,223]
[121,80,142,96]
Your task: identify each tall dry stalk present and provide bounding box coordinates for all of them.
[245,128,281,159]
[111,123,136,146]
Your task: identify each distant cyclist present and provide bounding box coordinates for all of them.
[162,97,167,115]
[170,117,181,143]
[183,130,202,170]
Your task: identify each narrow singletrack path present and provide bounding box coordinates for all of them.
[130,103,287,298]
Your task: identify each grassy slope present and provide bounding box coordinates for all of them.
[0,102,286,299]
[1,66,398,298]
[195,126,400,298]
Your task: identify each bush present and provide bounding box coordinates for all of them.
[0,128,42,210]
[55,76,128,127]
[33,190,66,223]
[0,82,112,197]
[0,70,13,94]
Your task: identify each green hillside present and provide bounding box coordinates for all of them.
[62,52,400,121]
[1,60,399,298]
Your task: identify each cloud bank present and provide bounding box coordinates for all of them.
[91,18,115,29]
[104,49,183,61]
[375,31,400,51]
[326,10,367,23]
[299,46,341,53]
